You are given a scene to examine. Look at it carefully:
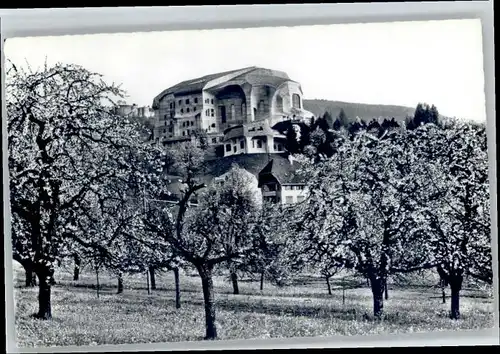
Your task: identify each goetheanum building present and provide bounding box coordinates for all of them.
[151,67,314,149]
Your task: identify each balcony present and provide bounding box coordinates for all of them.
[262,191,277,197]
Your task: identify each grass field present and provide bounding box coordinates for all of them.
[12,262,494,348]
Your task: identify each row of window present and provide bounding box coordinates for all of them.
[283,185,305,191]
[284,195,305,204]
[273,143,284,152]
[170,97,199,109]
[178,106,198,114]
[182,121,195,128]
[263,184,304,192]
[248,126,264,132]
[205,109,215,117]
[167,93,300,116]
[224,138,267,154]
[226,140,246,152]
[252,139,264,149]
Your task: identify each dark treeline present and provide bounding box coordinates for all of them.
[285,103,442,160]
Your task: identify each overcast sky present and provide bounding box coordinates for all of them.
[5,19,486,122]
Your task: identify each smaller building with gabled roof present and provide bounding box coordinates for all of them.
[258,155,308,205]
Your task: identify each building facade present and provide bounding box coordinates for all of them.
[114,101,155,119]
[152,67,314,149]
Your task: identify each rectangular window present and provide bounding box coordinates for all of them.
[182,131,185,136]
[212,138,217,144]
[178,100,182,105]
[240,140,244,149]
[285,196,293,204]
[233,146,237,153]
[168,127,173,133]
[211,99,214,104]
[194,97,198,104]
[191,121,194,126]
[225,144,231,152]
[211,109,215,117]
[186,99,190,104]
[257,140,262,148]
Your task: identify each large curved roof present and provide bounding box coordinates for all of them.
[152,67,300,109]
[152,67,256,108]
[231,68,295,88]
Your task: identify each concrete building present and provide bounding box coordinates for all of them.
[151,67,314,148]
[258,156,308,205]
[114,100,155,119]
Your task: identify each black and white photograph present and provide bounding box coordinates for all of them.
[2,5,497,350]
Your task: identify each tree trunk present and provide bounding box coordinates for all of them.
[198,264,217,340]
[73,254,80,281]
[259,270,265,291]
[26,269,37,287]
[146,269,151,295]
[96,267,100,299]
[342,279,346,306]
[384,279,389,300]
[437,265,448,304]
[174,267,181,309]
[149,266,156,290]
[230,271,239,295]
[370,276,385,319]
[326,275,332,295]
[49,274,56,285]
[441,279,446,304]
[117,273,123,294]
[23,262,37,287]
[34,268,53,320]
[450,275,463,320]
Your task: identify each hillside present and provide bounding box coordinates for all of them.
[303,99,416,123]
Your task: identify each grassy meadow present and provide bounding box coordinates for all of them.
[12,261,494,348]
